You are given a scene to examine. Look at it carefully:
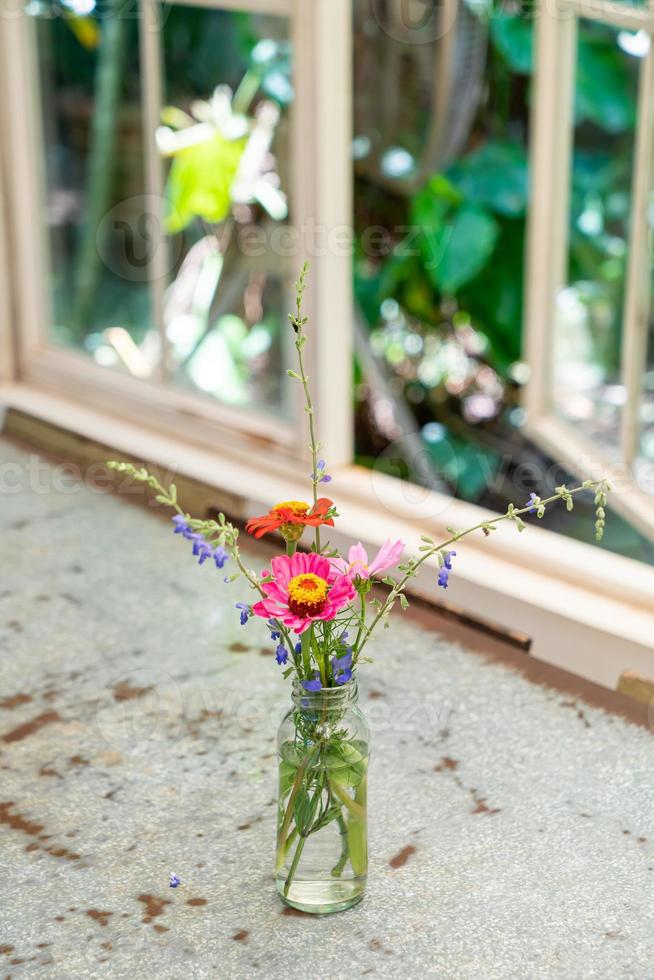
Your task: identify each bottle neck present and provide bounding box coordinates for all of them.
[291,678,358,712]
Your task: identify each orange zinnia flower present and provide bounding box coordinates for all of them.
[245,498,335,541]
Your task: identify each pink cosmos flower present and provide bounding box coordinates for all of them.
[331,539,405,581]
[251,552,356,634]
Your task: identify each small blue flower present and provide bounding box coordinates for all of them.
[526,492,539,515]
[311,459,332,484]
[267,619,281,641]
[332,650,353,685]
[294,642,302,655]
[213,546,228,569]
[169,873,181,888]
[174,517,229,569]
[275,645,289,665]
[193,537,213,564]
[301,673,322,692]
[172,515,195,540]
[438,550,456,588]
[236,602,250,626]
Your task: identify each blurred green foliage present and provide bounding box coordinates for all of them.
[355,11,637,392]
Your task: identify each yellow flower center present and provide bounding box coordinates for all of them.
[287,573,329,617]
[272,500,310,516]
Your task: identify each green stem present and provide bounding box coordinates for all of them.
[277,751,315,854]
[292,264,322,554]
[301,630,312,680]
[355,482,602,659]
[353,591,366,652]
[328,778,365,820]
[283,770,324,896]
[283,834,308,897]
[275,826,298,872]
[331,812,350,878]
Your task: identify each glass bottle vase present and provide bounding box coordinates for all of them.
[275,679,370,914]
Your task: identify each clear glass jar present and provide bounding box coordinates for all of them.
[275,679,371,914]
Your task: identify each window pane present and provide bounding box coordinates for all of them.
[33,2,157,375]
[161,6,293,418]
[553,20,640,448]
[352,7,654,563]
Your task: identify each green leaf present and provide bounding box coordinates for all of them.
[432,206,500,294]
[347,781,367,876]
[164,132,247,233]
[457,218,525,370]
[490,15,534,74]
[447,140,529,218]
[575,33,637,134]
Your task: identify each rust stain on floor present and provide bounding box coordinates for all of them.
[434,756,459,773]
[113,682,153,702]
[0,802,80,861]
[470,790,501,816]
[86,909,113,927]
[0,802,44,837]
[137,894,171,923]
[0,693,32,710]
[2,710,61,743]
[389,844,417,869]
[186,898,207,907]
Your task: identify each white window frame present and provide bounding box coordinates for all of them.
[0,132,14,384]
[525,0,654,540]
[1,0,653,690]
[0,0,353,467]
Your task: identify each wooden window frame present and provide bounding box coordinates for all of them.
[1,0,653,690]
[0,0,353,467]
[525,0,654,540]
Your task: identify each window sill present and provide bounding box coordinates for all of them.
[2,380,653,692]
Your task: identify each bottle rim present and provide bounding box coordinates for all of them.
[291,677,358,706]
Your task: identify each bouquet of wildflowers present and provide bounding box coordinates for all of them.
[109,265,610,913]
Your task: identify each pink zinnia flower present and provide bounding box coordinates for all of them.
[251,552,356,634]
[331,540,405,581]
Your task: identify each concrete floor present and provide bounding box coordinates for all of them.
[1,438,653,979]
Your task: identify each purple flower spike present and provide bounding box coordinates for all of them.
[332,650,353,685]
[311,459,332,484]
[438,550,456,588]
[526,493,539,515]
[193,537,213,564]
[443,550,456,570]
[301,673,322,692]
[172,515,195,540]
[275,645,288,665]
[236,602,250,626]
[213,546,228,569]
